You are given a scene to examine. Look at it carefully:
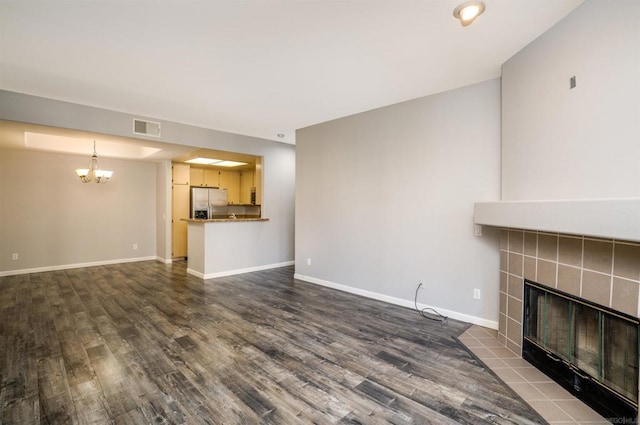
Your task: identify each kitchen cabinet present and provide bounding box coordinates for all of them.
[229,172,240,204]
[240,170,255,204]
[172,163,190,185]
[172,163,190,258]
[240,159,262,205]
[204,169,220,187]
[255,158,262,205]
[190,168,220,187]
[190,168,203,186]
[219,170,240,204]
[171,184,190,258]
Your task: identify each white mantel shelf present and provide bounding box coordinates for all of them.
[474,199,640,243]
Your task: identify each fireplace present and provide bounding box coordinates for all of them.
[496,229,640,421]
[523,279,639,421]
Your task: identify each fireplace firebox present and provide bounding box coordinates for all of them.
[523,279,639,421]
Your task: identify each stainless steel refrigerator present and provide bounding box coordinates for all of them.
[191,187,228,219]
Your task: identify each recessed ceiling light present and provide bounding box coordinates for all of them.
[277,133,285,138]
[214,160,248,167]
[185,157,247,167]
[453,1,485,27]
[185,157,223,165]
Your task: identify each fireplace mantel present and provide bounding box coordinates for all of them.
[474,198,640,243]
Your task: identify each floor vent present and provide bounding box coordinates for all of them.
[133,119,161,137]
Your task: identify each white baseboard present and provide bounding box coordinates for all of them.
[294,273,498,330]
[155,257,174,264]
[0,256,159,277]
[188,261,295,280]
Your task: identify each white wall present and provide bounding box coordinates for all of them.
[0,149,157,273]
[295,79,502,326]
[501,0,640,201]
[0,90,295,275]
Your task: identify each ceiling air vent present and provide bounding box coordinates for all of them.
[133,118,161,137]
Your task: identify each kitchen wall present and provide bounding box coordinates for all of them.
[0,91,295,275]
[0,149,157,272]
[296,79,501,327]
[501,0,640,201]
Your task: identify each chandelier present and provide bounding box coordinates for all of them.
[75,141,113,183]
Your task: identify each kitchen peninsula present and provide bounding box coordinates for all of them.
[183,217,270,279]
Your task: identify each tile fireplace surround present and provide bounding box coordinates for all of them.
[496,229,640,423]
[498,229,640,356]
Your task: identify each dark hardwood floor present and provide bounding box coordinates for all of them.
[0,261,545,424]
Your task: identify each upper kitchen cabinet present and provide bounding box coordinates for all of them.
[240,159,262,205]
[172,163,190,185]
[255,157,262,205]
[240,166,262,205]
[190,168,220,187]
[240,170,255,204]
[220,170,240,204]
[190,167,203,186]
[205,169,220,187]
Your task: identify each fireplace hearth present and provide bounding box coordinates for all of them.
[523,279,639,421]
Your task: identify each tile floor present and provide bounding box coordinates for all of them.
[458,325,614,425]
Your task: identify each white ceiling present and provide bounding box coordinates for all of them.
[1,0,583,145]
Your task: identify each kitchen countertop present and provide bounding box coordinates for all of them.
[182,218,269,223]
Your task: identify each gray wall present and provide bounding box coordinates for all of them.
[295,79,502,326]
[501,0,640,201]
[0,91,295,274]
[0,149,157,272]
[156,160,172,262]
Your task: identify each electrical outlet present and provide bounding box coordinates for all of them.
[133,243,138,250]
[11,253,18,261]
[306,258,311,266]
[473,288,481,300]
[474,225,483,236]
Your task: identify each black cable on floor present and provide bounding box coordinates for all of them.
[414,282,448,324]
